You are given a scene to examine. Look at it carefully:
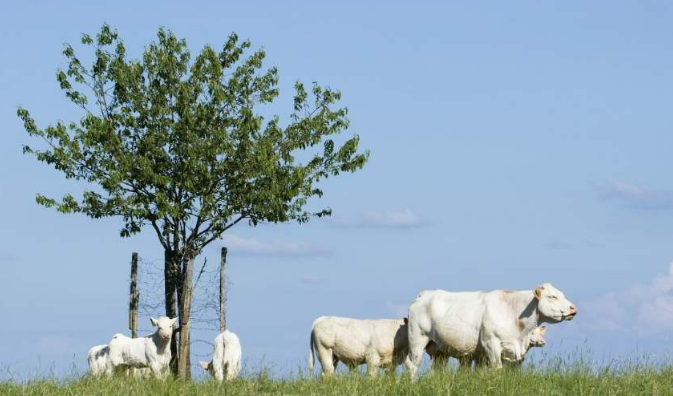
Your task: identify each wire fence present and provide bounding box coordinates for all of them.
[134,255,232,368]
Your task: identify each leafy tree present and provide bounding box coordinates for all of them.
[18,25,369,379]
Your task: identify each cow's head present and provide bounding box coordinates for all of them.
[529,326,547,347]
[199,360,213,373]
[150,316,177,341]
[534,283,577,322]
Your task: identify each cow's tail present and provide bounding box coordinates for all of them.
[308,325,316,373]
[213,332,226,381]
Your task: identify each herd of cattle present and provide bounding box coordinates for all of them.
[87,282,577,381]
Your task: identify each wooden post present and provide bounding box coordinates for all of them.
[129,252,139,339]
[220,247,228,333]
[177,256,194,380]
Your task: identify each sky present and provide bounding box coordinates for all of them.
[2,0,673,380]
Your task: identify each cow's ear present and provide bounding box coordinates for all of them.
[170,317,177,327]
[539,326,547,335]
[534,287,543,300]
[404,318,408,325]
[199,361,210,371]
[150,317,159,327]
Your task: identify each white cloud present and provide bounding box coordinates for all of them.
[333,209,429,229]
[584,262,673,335]
[224,234,329,257]
[598,182,673,210]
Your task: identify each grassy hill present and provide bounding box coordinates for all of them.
[2,366,673,396]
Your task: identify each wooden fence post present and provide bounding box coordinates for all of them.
[220,247,228,333]
[129,252,139,339]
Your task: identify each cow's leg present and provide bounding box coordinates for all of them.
[481,338,503,368]
[458,355,472,370]
[149,362,164,379]
[365,351,380,377]
[223,362,230,381]
[315,344,336,377]
[431,352,449,371]
[103,362,114,378]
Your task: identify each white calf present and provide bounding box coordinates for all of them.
[105,317,176,378]
[199,330,242,381]
[87,344,109,377]
[308,316,409,377]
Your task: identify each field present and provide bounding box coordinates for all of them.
[2,364,673,396]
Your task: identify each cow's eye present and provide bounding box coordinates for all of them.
[550,295,558,300]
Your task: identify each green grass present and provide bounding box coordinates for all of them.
[2,366,673,396]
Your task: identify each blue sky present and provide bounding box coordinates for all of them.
[2,0,673,379]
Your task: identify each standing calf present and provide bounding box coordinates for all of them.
[426,325,548,368]
[199,330,242,381]
[104,317,176,378]
[308,316,409,377]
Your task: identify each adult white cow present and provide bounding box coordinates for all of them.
[199,330,242,381]
[405,283,576,378]
[105,317,177,378]
[308,316,409,377]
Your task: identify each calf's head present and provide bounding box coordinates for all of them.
[200,360,214,376]
[528,326,547,347]
[534,283,577,323]
[150,317,177,341]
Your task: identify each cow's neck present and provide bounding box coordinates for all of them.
[512,291,541,332]
[151,332,170,354]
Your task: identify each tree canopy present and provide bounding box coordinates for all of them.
[18,24,369,259]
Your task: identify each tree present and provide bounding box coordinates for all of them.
[18,25,369,379]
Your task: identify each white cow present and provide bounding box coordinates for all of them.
[105,317,176,378]
[405,283,576,378]
[308,316,409,377]
[199,330,242,381]
[87,344,109,377]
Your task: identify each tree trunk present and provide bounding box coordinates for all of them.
[177,255,194,380]
[129,252,139,339]
[164,249,179,375]
[220,247,228,333]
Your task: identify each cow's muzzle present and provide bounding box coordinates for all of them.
[564,306,577,320]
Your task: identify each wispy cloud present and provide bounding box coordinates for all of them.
[583,262,673,335]
[299,273,323,284]
[543,240,604,250]
[544,241,574,250]
[333,209,429,229]
[597,182,673,210]
[224,234,330,257]
[0,253,17,263]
